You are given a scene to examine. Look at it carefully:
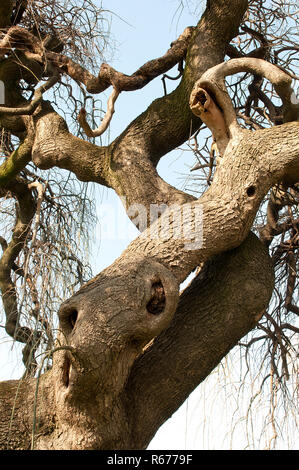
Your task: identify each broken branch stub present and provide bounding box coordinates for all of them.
[189,86,229,156]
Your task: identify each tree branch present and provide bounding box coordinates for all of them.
[0,180,35,342]
[77,88,120,137]
[0,134,33,185]
[0,74,59,116]
[25,0,249,219]
[47,26,195,95]
[121,122,299,283]
[125,232,275,448]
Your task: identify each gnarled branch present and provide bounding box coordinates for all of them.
[0,179,40,373]
[194,58,299,131]
[48,26,195,96]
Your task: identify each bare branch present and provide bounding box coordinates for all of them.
[0,179,38,370]
[77,88,120,137]
[0,74,59,116]
[196,58,299,127]
[47,26,195,95]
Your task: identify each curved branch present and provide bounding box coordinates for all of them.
[195,58,299,129]
[46,26,195,94]
[122,122,299,283]
[0,180,35,343]
[31,0,249,216]
[0,179,47,375]
[78,88,120,137]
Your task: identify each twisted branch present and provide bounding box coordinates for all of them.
[0,179,53,375]
[0,179,38,372]
[77,88,120,137]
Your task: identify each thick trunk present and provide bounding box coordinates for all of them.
[0,233,274,450]
[126,233,274,448]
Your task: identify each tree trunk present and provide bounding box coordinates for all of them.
[0,0,298,450]
[0,233,274,449]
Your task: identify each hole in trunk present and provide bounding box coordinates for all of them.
[247,185,256,197]
[69,309,78,329]
[146,281,166,315]
[195,90,207,107]
[62,356,71,388]
[58,306,79,335]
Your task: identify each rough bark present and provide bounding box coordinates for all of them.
[0,233,274,450]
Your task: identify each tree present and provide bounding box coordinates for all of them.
[0,0,298,450]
